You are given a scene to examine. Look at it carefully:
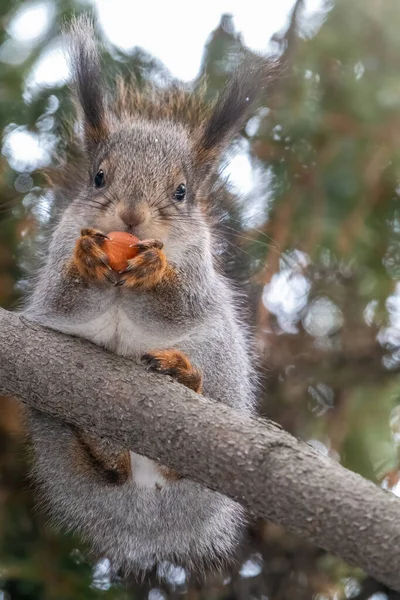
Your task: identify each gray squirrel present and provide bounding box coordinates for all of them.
[23,16,266,577]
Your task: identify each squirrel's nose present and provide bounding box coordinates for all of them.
[118,206,147,229]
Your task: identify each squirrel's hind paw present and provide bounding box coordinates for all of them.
[142,349,203,394]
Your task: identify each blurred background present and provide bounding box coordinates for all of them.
[2,0,400,598]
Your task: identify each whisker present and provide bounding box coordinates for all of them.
[76,193,116,211]
[76,203,106,211]
[228,216,280,247]
[152,219,210,231]
[0,198,22,211]
[218,225,280,251]
[97,189,118,208]
[72,201,108,211]
[0,206,17,216]
[223,237,256,260]
[105,188,120,206]
[157,201,180,212]
[153,215,208,226]
[150,190,172,211]
[154,216,281,260]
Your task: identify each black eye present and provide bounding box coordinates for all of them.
[94,170,105,189]
[173,183,186,202]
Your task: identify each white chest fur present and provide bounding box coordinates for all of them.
[61,304,168,358]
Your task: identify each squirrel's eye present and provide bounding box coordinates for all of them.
[173,183,186,202]
[94,170,105,189]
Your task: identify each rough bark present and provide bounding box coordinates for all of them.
[0,307,399,589]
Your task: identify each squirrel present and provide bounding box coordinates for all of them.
[23,16,266,577]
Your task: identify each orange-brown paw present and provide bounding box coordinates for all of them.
[71,428,131,485]
[142,349,203,393]
[73,228,120,285]
[119,239,167,289]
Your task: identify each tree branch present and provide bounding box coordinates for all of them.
[0,307,400,589]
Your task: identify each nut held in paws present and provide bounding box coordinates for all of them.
[103,232,140,272]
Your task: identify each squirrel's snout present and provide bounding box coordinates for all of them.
[118,205,148,230]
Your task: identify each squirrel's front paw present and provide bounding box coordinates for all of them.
[73,228,120,285]
[118,239,167,289]
[142,349,203,393]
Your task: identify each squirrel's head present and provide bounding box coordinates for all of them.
[57,16,269,257]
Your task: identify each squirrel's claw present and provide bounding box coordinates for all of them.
[129,239,164,251]
[80,228,110,241]
[104,273,116,285]
[118,263,135,275]
[100,256,113,271]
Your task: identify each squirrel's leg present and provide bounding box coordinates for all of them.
[67,228,121,285]
[141,349,203,481]
[70,428,132,485]
[74,349,202,485]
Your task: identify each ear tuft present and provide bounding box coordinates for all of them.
[196,55,273,170]
[64,15,108,146]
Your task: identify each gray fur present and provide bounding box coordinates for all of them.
[23,16,260,576]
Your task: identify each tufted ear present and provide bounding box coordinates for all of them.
[66,15,109,148]
[195,56,270,173]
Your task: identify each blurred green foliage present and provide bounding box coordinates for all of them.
[2,0,400,598]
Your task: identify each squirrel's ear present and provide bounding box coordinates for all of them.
[195,57,270,172]
[65,15,109,148]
